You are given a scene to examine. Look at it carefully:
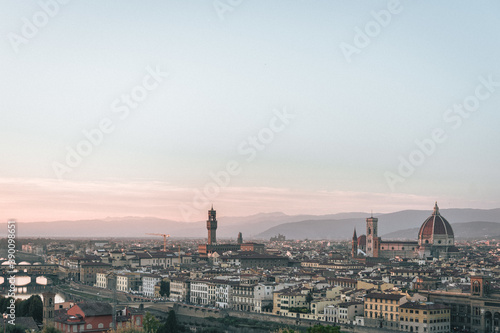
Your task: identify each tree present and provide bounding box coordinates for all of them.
[306,324,341,333]
[262,303,273,312]
[159,281,170,297]
[143,312,160,333]
[2,325,27,333]
[159,310,178,333]
[16,298,29,317]
[0,296,14,313]
[40,327,63,333]
[306,291,314,311]
[108,329,141,333]
[28,295,43,323]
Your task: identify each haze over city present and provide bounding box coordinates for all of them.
[1,1,500,222]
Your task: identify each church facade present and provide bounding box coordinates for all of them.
[352,203,459,259]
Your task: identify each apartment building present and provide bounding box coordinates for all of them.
[142,274,162,297]
[399,301,450,333]
[116,272,141,293]
[170,277,190,302]
[80,262,111,286]
[364,293,407,330]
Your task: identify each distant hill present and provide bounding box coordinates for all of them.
[255,208,500,240]
[3,208,500,240]
[382,221,500,240]
[0,211,370,239]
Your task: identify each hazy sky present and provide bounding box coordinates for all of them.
[1,1,500,222]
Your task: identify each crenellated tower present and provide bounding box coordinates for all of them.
[207,205,217,245]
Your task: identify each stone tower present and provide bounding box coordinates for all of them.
[471,275,491,297]
[42,291,55,327]
[237,232,243,245]
[351,228,358,258]
[366,215,379,257]
[207,205,217,245]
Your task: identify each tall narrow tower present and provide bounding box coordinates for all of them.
[351,228,358,258]
[366,215,379,257]
[237,232,243,245]
[42,291,55,327]
[207,205,217,245]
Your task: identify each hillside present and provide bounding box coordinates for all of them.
[255,208,500,240]
[382,221,500,240]
[3,208,500,240]
[0,211,370,239]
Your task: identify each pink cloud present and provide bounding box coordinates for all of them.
[0,178,496,223]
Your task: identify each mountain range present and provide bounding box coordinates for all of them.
[2,208,499,240]
[255,208,500,240]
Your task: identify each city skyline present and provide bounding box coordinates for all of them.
[1,1,500,222]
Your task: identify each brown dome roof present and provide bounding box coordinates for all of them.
[357,235,366,246]
[418,203,454,239]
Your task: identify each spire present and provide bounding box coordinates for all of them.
[433,202,440,215]
[353,227,357,240]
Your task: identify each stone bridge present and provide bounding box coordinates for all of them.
[0,274,53,294]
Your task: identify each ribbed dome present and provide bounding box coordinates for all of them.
[418,203,454,239]
[357,235,366,247]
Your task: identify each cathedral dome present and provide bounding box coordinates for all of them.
[418,203,454,246]
[357,235,366,247]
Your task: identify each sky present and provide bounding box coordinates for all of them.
[1,0,500,223]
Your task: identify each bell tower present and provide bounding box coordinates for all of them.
[42,291,55,327]
[207,205,217,245]
[366,215,379,257]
